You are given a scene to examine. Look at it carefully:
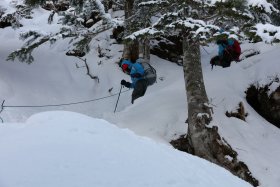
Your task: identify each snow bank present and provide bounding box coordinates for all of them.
[0,111,252,187]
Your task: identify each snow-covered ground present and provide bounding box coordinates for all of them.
[1,1,280,187]
[0,111,252,187]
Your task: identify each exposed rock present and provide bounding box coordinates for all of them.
[0,13,21,28]
[85,19,94,28]
[0,17,12,28]
[150,36,183,65]
[111,26,124,43]
[171,128,259,187]
[0,3,32,28]
[42,1,56,11]
[83,11,101,28]
[42,0,70,12]
[246,78,280,128]
[66,50,86,57]
[55,0,70,11]
[111,31,183,64]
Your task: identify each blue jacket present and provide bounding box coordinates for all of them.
[218,38,235,57]
[121,59,145,88]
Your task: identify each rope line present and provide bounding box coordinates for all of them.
[202,46,210,54]
[2,89,130,108]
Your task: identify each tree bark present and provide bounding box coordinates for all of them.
[183,36,213,156]
[123,0,139,60]
[175,36,259,186]
[143,38,150,62]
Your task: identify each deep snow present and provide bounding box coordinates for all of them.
[1,1,280,186]
[0,111,252,187]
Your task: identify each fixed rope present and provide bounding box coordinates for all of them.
[0,89,130,122]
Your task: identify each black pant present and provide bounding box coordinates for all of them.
[132,79,147,104]
[211,55,232,68]
[211,50,240,68]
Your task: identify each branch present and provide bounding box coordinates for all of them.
[48,10,56,24]
[77,57,99,82]
[7,37,49,64]
[112,1,124,8]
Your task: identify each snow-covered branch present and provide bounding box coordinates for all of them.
[247,0,278,13]
[125,27,163,40]
[251,23,280,43]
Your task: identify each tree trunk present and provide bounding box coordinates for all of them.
[123,40,139,60]
[182,36,213,156]
[139,38,150,62]
[103,0,113,12]
[123,0,139,60]
[143,38,150,62]
[172,36,259,187]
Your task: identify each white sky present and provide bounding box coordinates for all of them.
[0,1,280,187]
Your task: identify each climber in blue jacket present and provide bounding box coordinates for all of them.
[120,58,147,104]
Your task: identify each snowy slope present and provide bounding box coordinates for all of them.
[0,111,253,187]
[1,1,280,186]
[203,42,280,187]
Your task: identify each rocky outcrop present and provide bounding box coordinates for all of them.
[110,30,183,64]
[150,36,183,65]
[111,26,124,43]
[0,13,22,28]
[42,1,70,11]
[0,4,32,29]
[66,50,86,57]
[84,10,101,28]
[246,78,280,128]
[171,127,259,187]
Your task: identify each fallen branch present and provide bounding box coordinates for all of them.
[77,57,100,83]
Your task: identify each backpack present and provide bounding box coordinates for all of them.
[224,39,241,61]
[232,39,241,55]
[139,61,157,86]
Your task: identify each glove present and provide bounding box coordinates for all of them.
[121,79,127,85]
[121,79,131,88]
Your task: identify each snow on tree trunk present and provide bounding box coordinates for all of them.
[179,37,259,187]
